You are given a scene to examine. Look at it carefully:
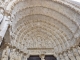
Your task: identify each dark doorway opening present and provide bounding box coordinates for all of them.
[28,55,41,60]
[28,55,57,60]
[45,55,57,60]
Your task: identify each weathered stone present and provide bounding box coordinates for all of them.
[0,0,80,60]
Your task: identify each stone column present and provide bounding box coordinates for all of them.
[10,48,16,60]
[23,54,29,60]
[59,53,65,60]
[68,50,76,60]
[39,54,45,60]
[56,54,61,60]
[72,47,80,60]
[1,46,10,60]
[77,46,80,55]
[63,52,70,60]
[19,51,24,60]
[23,56,27,60]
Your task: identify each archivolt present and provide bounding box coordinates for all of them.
[7,0,80,54]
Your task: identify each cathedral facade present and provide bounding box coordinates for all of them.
[0,0,80,60]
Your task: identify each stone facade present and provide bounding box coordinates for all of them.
[0,0,80,60]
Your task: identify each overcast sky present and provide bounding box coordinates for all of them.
[73,0,80,2]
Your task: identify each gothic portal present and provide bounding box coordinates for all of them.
[0,0,80,60]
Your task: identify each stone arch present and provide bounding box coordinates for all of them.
[5,0,80,57]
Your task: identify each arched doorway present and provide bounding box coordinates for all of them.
[45,55,57,60]
[28,55,57,60]
[28,55,41,60]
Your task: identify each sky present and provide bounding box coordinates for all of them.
[72,0,80,2]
